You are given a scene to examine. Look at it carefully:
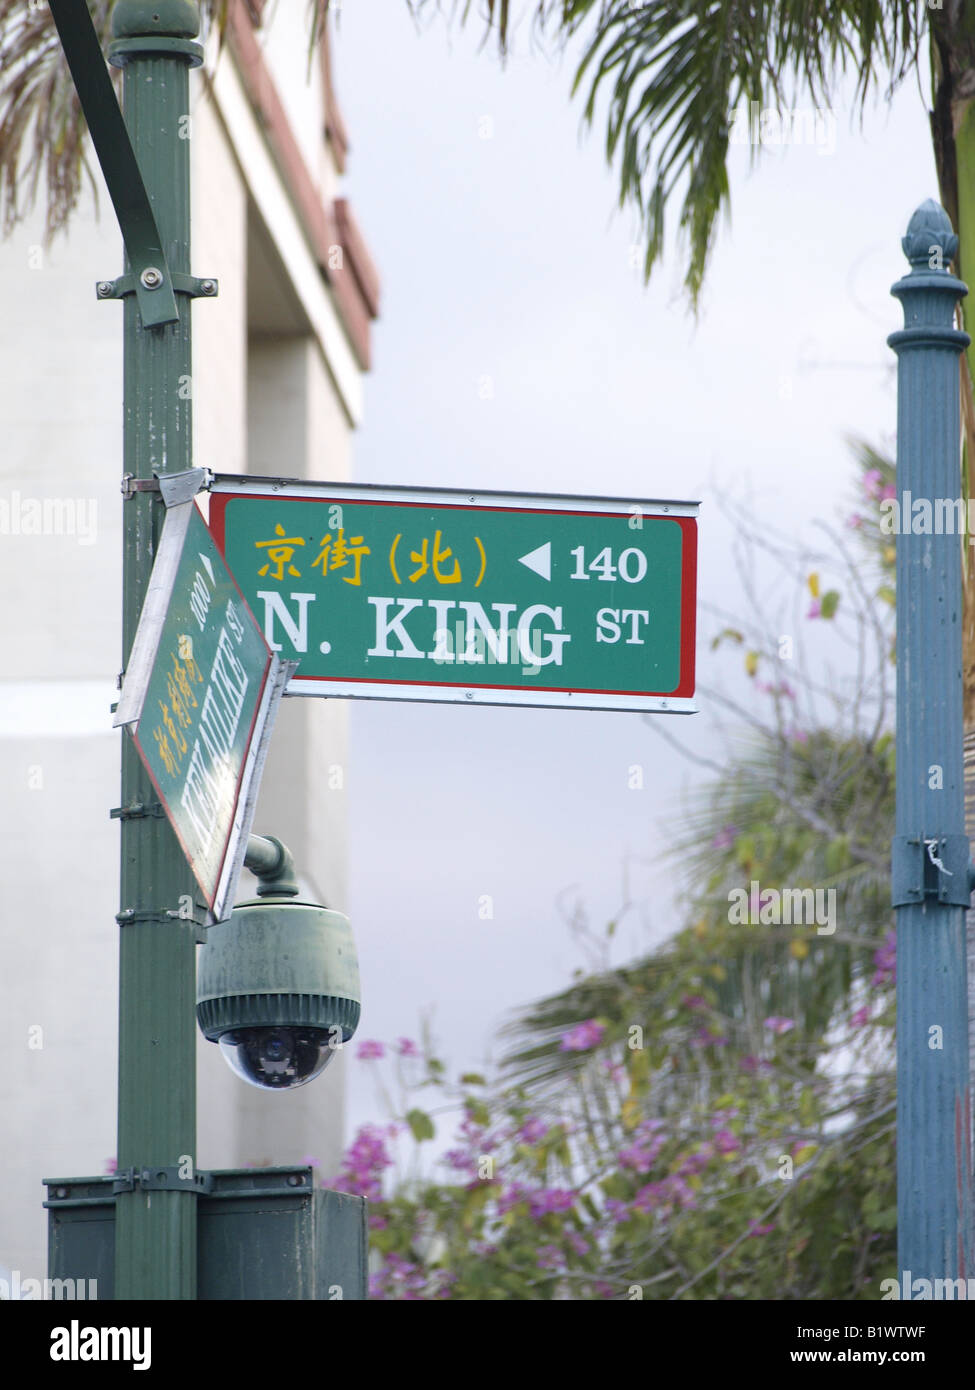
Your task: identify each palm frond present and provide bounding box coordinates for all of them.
[0,0,228,244]
[413,1,921,306]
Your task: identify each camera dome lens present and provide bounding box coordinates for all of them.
[264,1033,289,1063]
[218,1026,336,1091]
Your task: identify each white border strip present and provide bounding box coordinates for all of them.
[210,474,700,519]
[113,503,193,728]
[211,653,297,923]
[285,678,696,715]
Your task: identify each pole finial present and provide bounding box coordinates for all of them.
[902,199,958,269]
[111,1,200,40]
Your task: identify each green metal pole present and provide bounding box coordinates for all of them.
[110,0,204,1300]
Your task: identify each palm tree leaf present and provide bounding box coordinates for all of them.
[0,0,228,243]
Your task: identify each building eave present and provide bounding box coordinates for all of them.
[225,0,379,373]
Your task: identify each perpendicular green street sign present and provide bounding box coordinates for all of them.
[209,477,698,713]
[114,498,293,921]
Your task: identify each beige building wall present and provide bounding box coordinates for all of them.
[0,4,376,1284]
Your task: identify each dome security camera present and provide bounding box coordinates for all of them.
[197,836,360,1091]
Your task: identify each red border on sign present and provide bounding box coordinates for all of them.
[209,492,697,702]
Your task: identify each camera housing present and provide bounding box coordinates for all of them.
[197,886,360,1092]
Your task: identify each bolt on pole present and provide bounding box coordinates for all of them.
[889,199,975,1287]
[109,0,205,1300]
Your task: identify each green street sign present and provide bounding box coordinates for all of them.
[210,478,698,713]
[115,499,291,920]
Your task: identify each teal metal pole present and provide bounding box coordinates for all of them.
[109,0,204,1300]
[889,200,975,1288]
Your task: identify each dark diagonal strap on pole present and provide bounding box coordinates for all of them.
[48,0,179,326]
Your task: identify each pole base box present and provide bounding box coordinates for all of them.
[43,1166,367,1300]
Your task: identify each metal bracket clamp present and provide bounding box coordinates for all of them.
[120,475,159,499]
[112,1167,213,1197]
[116,905,208,941]
[96,272,218,304]
[121,467,211,503]
[115,908,168,925]
[110,802,165,822]
[891,834,974,907]
[158,468,212,507]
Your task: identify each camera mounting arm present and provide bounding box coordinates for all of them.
[243,835,300,899]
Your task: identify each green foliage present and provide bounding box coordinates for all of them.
[335,442,900,1300]
[405,1108,436,1142]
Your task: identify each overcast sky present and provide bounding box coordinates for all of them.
[318,1,934,1145]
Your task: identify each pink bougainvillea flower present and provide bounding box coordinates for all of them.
[850,1005,871,1029]
[872,929,896,988]
[713,1129,741,1155]
[518,1117,549,1145]
[807,599,822,619]
[332,1123,395,1203]
[633,1175,696,1215]
[677,1143,713,1176]
[846,513,863,529]
[604,1198,630,1224]
[764,1016,795,1035]
[862,468,883,500]
[356,1039,385,1060]
[443,1148,477,1173]
[559,1019,606,1052]
[692,1026,729,1048]
[712,824,738,849]
[528,1188,576,1220]
[566,1230,590,1257]
[619,1138,663,1174]
[599,1058,626,1084]
[396,1037,420,1058]
[497,1183,528,1215]
[747,1220,776,1237]
[536,1244,563,1272]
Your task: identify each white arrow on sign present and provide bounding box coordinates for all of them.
[199,553,215,585]
[519,541,551,581]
